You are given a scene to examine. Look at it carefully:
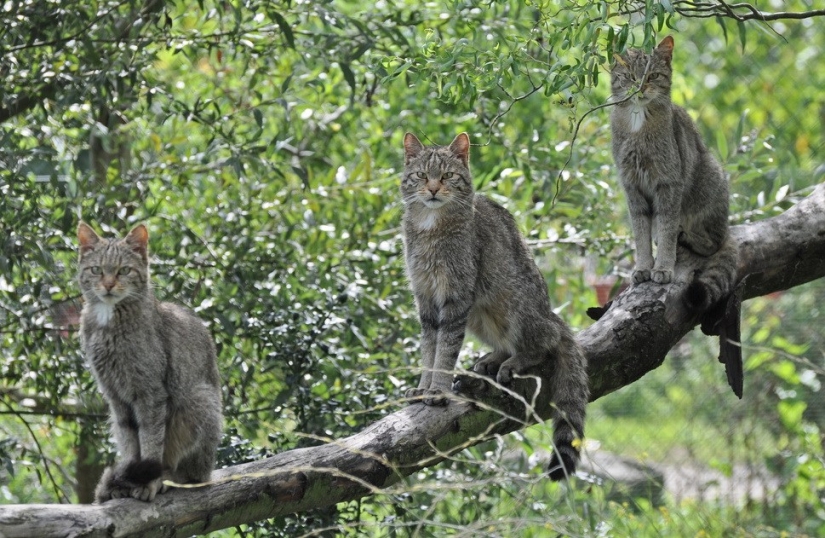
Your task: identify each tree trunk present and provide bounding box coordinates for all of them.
[1,184,823,538]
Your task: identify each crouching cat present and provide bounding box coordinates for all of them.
[610,36,742,396]
[77,222,223,502]
[401,132,590,479]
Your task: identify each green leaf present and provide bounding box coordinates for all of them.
[281,73,293,94]
[778,400,806,431]
[737,20,747,52]
[340,62,356,94]
[716,16,728,43]
[270,11,295,49]
[716,129,728,160]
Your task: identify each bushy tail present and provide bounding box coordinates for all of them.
[683,238,743,398]
[547,336,590,481]
[683,238,738,313]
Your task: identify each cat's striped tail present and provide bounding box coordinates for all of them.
[683,238,743,398]
[683,238,739,313]
[546,335,590,480]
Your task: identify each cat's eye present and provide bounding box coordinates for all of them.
[118,267,132,276]
[647,73,659,81]
[442,172,453,180]
[89,266,102,275]
[416,172,427,179]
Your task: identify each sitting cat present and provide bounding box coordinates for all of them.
[610,36,742,397]
[401,132,590,479]
[77,222,223,501]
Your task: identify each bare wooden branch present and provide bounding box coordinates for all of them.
[1,185,823,538]
[674,1,825,22]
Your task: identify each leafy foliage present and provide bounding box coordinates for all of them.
[1,0,824,535]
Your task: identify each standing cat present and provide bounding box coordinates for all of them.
[610,36,742,396]
[401,132,590,479]
[77,222,223,502]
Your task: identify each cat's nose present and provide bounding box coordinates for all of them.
[102,278,116,291]
[428,187,439,196]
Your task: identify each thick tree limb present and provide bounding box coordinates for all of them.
[1,185,823,538]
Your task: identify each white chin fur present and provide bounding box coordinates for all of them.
[416,207,442,230]
[629,102,646,132]
[91,302,115,325]
[421,198,446,209]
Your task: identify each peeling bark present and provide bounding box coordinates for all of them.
[1,185,823,538]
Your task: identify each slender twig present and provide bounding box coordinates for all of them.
[674,0,825,22]
[479,82,545,147]
[551,87,640,206]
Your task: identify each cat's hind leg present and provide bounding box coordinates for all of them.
[171,447,216,488]
[678,229,721,257]
[452,349,511,396]
[495,350,547,386]
[471,349,511,378]
[163,385,222,488]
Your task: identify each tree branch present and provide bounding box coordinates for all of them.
[675,1,825,22]
[1,185,824,537]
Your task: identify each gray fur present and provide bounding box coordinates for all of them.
[610,36,737,308]
[401,133,589,479]
[77,222,223,503]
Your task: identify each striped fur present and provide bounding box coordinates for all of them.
[401,133,589,479]
[78,222,223,502]
[610,36,742,396]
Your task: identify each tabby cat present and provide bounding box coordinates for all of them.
[77,222,223,502]
[401,132,590,479]
[610,36,742,396]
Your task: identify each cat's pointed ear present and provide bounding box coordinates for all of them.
[656,35,674,61]
[403,132,425,164]
[77,222,101,256]
[124,224,149,261]
[449,133,470,168]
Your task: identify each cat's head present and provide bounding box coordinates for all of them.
[401,132,473,210]
[77,222,150,307]
[611,35,674,106]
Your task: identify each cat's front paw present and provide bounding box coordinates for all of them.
[631,269,651,284]
[422,388,449,406]
[651,269,673,284]
[94,466,128,503]
[404,387,426,404]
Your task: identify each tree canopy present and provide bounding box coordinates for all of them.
[1,0,824,536]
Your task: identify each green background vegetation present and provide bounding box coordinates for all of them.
[1,0,823,535]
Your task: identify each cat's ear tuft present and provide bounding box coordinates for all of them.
[656,35,674,60]
[125,224,149,261]
[403,132,425,164]
[449,132,470,167]
[77,221,101,256]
